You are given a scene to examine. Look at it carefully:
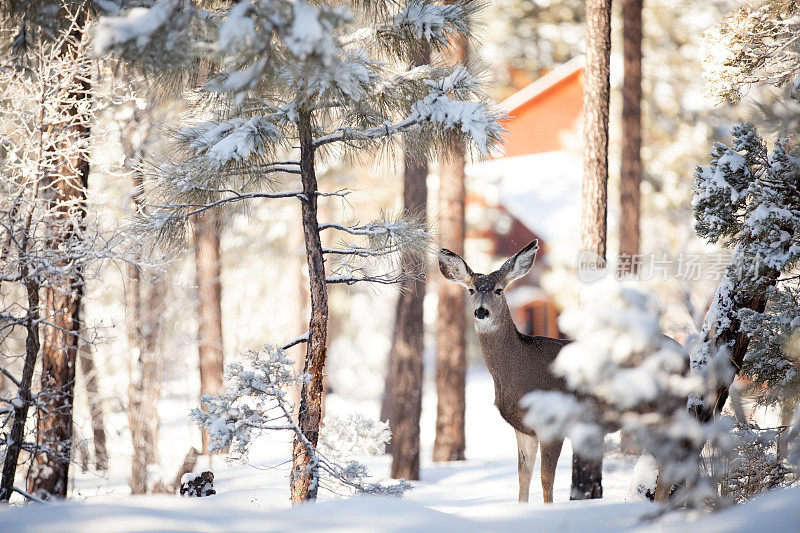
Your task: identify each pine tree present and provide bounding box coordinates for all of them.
[691,122,800,422]
[388,45,430,481]
[96,0,501,503]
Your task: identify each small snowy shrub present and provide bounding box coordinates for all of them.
[192,346,409,498]
[705,423,793,504]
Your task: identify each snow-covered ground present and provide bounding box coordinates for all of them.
[1,368,798,532]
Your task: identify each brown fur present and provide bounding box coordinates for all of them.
[439,241,571,504]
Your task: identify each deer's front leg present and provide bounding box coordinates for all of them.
[515,430,539,503]
[540,438,564,503]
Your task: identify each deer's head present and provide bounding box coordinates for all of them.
[438,240,539,333]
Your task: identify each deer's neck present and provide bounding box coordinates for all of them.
[474,302,521,374]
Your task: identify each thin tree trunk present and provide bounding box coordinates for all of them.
[618,0,644,456]
[0,279,40,501]
[289,211,310,417]
[126,164,165,492]
[581,0,612,263]
[28,203,86,501]
[143,278,165,466]
[78,343,107,471]
[434,15,468,463]
[290,110,329,503]
[389,131,429,481]
[193,210,225,455]
[573,0,613,500]
[127,261,148,494]
[619,0,643,276]
[434,146,467,463]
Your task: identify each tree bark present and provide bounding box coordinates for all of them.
[581,0,612,263]
[193,210,225,455]
[619,0,643,276]
[434,145,467,463]
[692,272,777,423]
[290,110,329,503]
[389,137,428,481]
[434,13,468,463]
[573,0,613,500]
[27,13,91,498]
[0,279,40,501]
[78,342,107,471]
[126,261,163,493]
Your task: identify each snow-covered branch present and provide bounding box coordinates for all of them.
[192,346,410,497]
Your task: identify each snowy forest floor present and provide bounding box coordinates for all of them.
[1,367,799,532]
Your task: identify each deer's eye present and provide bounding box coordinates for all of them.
[469,288,475,295]
[494,288,502,295]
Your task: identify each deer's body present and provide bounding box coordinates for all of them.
[438,240,570,504]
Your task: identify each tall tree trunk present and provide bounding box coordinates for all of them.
[389,128,429,480]
[127,261,148,494]
[128,172,165,492]
[126,267,163,493]
[288,210,310,417]
[0,279,40,501]
[434,12,468,463]
[27,13,91,498]
[143,278,165,466]
[78,342,107,471]
[618,0,644,456]
[193,210,225,455]
[619,0,643,276]
[574,0,613,500]
[290,110,329,503]
[434,148,467,463]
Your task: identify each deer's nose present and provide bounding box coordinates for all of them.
[475,307,489,319]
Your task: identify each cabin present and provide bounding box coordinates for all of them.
[466,57,585,338]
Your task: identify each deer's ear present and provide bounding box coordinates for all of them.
[497,240,539,286]
[438,248,474,288]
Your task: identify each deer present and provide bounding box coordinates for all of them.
[438,239,570,504]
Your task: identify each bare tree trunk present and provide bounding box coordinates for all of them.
[127,261,147,494]
[0,279,40,501]
[28,202,86,501]
[434,147,467,463]
[78,343,107,471]
[581,0,612,263]
[433,15,468,463]
[389,133,428,481]
[618,0,644,456]
[288,210,310,416]
[619,0,643,276]
[573,0,613,500]
[143,279,165,466]
[290,110,329,503]
[193,210,225,455]
[27,15,91,497]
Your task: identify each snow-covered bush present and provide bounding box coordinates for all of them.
[522,281,737,508]
[705,422,793,504]
[192,346,409,498]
